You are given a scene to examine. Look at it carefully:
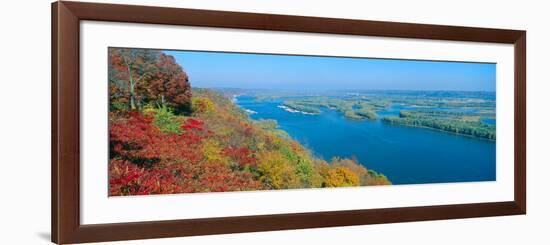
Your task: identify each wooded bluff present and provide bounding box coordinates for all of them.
[108,48,390,196]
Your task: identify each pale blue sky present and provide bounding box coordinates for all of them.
[164,50,496,92]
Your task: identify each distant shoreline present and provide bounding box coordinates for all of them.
[382,120,496,142]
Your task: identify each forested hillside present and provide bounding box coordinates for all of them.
[108,48,390,196]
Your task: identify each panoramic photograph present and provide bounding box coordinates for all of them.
[108,47,496,196]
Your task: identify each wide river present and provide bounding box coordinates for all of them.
[236,95,496,185]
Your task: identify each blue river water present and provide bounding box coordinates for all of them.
[236,95,496,185]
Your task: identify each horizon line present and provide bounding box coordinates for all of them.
[193,86,496,93]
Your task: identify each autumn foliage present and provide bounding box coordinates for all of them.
[109,48,192,113]
[108,48,390,196]
[109,111,262,195]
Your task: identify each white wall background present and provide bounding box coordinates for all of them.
[1,0,548,244]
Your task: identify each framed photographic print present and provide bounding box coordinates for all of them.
[52,1,526,244]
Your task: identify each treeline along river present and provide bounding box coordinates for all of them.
[236,94,496,185]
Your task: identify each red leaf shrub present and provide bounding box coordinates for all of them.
[110,112,204,168]
[222,146,258,167]
[109,112,263,196]
[197,161,262,192]
[109,159,179,195]
[181,118,204,131]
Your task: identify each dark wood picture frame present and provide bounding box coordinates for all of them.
[52,1,526,244]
